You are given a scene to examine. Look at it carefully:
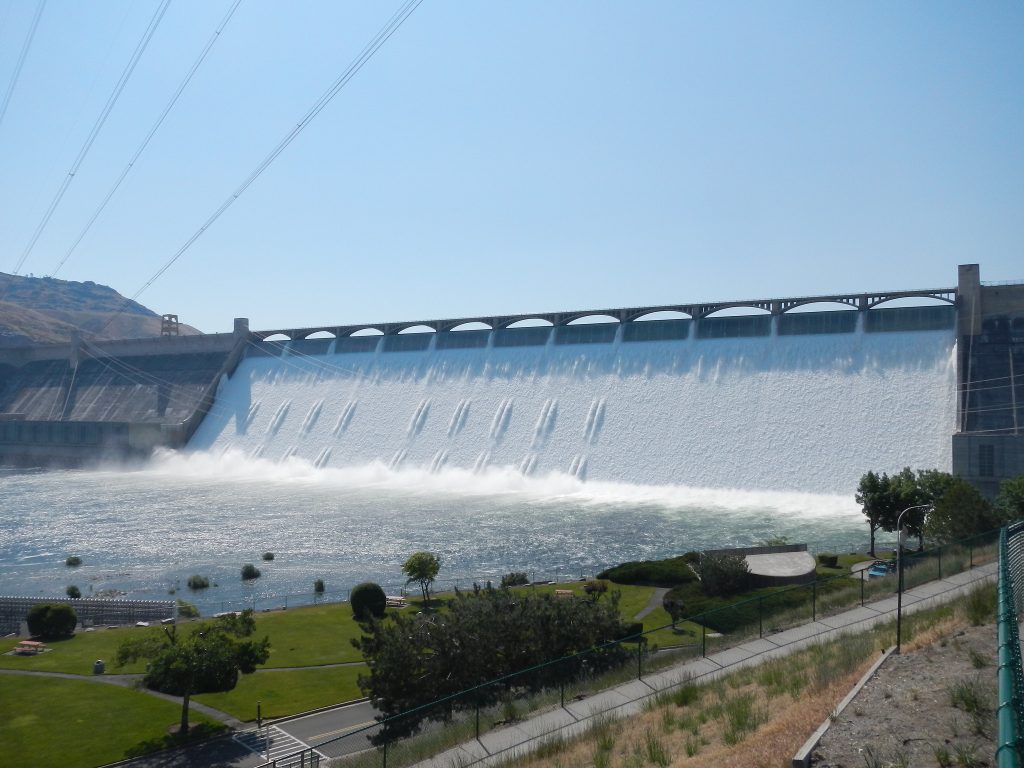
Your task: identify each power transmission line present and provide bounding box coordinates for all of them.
[7,0,172,280]
[100,0,425,332]
[0,0,46,133]
[51,0,244,278]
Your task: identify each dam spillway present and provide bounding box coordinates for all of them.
[189,310,957,496]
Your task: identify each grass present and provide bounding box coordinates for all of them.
[0,675,224,768]
[0,625,158,674]
[195,665,365,720]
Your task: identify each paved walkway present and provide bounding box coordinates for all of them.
[633,587,669,620]
[410,562,997,768]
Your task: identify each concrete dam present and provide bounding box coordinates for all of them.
[0,264,1021,495]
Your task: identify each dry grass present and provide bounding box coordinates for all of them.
[493,586,993,768]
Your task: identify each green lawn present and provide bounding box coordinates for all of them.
[196,665,365,721]
[251,602,367,667]
[0,675,223,768]
[0,626,156,674]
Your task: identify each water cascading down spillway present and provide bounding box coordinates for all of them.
[188,317,956,495]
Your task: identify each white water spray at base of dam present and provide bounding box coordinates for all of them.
[189,329,957,496]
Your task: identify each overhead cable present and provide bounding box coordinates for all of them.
[0,0,47,133]
[102,0,424,330]
[51,0,244,278]
[7,0,172,279]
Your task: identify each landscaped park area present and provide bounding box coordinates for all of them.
[0,531,999,768]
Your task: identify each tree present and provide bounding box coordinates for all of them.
[662,592,685,629]
[353,589,629,740]
[924,477,999,544]
[996,474,1024,523]
[856,470,888,556]
[402,552,441,605]
[351,582,387,621]
[856,468,927,554]
[26,603,77,638]
[694,553,749,597]
[117,609,269,733]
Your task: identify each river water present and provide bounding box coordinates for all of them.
[0,452,866,614]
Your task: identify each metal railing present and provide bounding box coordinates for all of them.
[998,522,1024,766]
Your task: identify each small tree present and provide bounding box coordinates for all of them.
[117,609,269,733]
[26,603,77,638]
[314,579,325,594]
[500,572,529,588]
[187,575,210,590]
[241,564,261,580]
[996,475,1024,522]
[662,592,685,629]
[694,553,749,597]
[351,582,387,621]
[925,477,1000,543]
[66,585,81,599]
[402,552,441,605]
[583,579,609,600]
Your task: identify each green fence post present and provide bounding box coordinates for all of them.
[812,582,817,622]
[475,689,481,740]
[860,573,865,607]
[758,597,763,638]
[382,733,388,768]
[637,640,643,679]
[938,547,942,580]
[970,540,974,569]
[560,680,565,708]
[701,622,706,657]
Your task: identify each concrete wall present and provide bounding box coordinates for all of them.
[952,433,1024,498]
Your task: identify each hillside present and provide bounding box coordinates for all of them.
[0,273,200,345]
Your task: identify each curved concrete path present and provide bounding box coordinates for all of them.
[633,587,669,620]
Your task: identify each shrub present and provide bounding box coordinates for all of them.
[596,556,696,587]
[500,571,529,588]
[26,603,77,638]
[187,575,210,590]
[583,579,609,599]
[817,554,839,568]
[262,552,275,561]
[241,564,261,580]
[176,599,200,618]
[618,621,645,641]
[65,556,82,567]
[694,553,750,597]
[66,585,81,599]
[314,579,325,594]
[351,582,387,621]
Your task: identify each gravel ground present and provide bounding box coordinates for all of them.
[812,622,997,767]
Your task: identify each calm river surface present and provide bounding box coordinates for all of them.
[0,451,867,614]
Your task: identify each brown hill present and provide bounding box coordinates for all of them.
[0,272,201,346]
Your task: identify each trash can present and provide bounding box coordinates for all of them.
[93,659,105,675]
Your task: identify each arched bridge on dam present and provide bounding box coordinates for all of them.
[253,287,957,340]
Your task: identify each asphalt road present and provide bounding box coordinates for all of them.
[277,700,380,759]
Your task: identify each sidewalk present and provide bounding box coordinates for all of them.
[411,562,997,768]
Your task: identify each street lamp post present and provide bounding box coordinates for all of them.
[895,503,932,654]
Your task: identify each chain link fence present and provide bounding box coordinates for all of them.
[998,522,1024,767]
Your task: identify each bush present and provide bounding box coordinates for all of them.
[187,575,210,590]
[65,556,82,567]
[240,564,261,580]
[66,585,81,599]
[583,579,609,599]
[618,621,645,641]
[262,552,275,561]
[817,554,839,568]
[695,553,750,597]
[500,571,529,588]
[351,582,387,621]
[314,579,325,594]
[26,603,77,638]
[176,599,200,618]
[596,556,697,587]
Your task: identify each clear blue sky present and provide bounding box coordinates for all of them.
[0,1,1021,333]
